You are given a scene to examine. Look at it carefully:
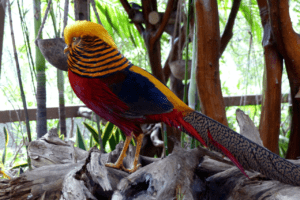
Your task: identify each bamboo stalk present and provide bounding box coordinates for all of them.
[181,0,192,148]
[17,0,36,96]
[8,0,32,169]
[34,0,47,138]
[8,0,31,142]
[90,0,102,25]
[47,0,67,137]
[0,0,6,76]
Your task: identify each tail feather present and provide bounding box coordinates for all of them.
[183,111,300,186]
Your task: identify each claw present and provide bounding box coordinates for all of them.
[105,133,144,173]
[122,163,141,173]
[105,162,124,170]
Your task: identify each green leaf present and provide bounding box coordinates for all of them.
[89,133,94,148]
[102,122,114,150]
[115,128,120,144]
[83,122,99,145]
[2,128,9,165]
[239,1,262,43]
[117,128,126,142]
[116,128,135,146]
[109,132,117,151]
[59,134,64,140]
[76,125,86,151]
[94,1,143,48]
[11,163,28,169]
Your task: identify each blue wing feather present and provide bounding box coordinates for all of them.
[106,67,174,118]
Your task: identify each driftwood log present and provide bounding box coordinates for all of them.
[1,110,300,199]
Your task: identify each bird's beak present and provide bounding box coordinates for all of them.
[64,45,70,54]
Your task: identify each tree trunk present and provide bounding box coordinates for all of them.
[285,59,300,159]
[57,69,67,136]
[34,0,47,138]
[74,0,90,21]
[257,0,283,154]
[195,0,228,126]
[267,0,300,159]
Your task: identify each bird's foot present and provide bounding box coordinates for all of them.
[122,163,141,173]
[105,162,124,170]
[105,162,141,173]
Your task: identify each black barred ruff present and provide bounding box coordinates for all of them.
[68,36,132,78]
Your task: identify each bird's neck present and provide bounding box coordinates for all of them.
[67,37,132,78]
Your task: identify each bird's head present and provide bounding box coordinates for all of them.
[63,20,117,55]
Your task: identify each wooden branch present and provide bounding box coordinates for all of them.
[129,11,181,25]
[220,0,241,57]
[195,0,227,126]
[141,0,154,30]
[267,0,300,159]
[152,0,175,42]
[236,109,264,146]
[119,0,144,33]
[163,26,186,82]
[259,45,283,154]
[256,0,283,154]
[268,1,300,80]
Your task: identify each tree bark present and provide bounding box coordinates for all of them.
[267,0,300,159]
[257,0,283,154]
[74,0,90,21]
[195,0,228,126]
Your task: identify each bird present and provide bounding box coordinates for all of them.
[63,20,300,185]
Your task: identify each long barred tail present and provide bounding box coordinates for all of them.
[182,111,300,186]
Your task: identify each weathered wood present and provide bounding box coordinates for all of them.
[112,145,205,200]
[0,105,82,123]
[236,108,264,146]
[1,124,300,199]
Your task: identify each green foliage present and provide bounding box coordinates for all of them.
[102,122,115,151]
[176,186,185,200]
[279,134,289,158]
[12,163,29,169]
[83,122,100,147]
[95,1,144,49]
[2,128,9,165]
[82,121,135,152]
[76,125,86,151]
[163,127,169,156]
[239,1,262,44]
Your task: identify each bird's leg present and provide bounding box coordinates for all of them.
[105,134,133,170]
[122,133,144,173]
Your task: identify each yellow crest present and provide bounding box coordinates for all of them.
[64,21,117,49]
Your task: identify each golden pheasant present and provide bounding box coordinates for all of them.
[63,20,300,185]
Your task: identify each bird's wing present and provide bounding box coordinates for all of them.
[105,66,174,119]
